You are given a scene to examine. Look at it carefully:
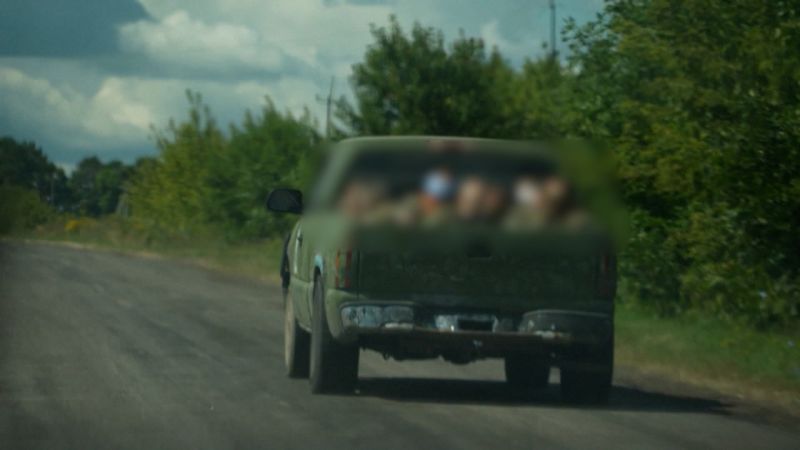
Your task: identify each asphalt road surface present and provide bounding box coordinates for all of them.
[1,241,798,449]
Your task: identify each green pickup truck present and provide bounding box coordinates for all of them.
[267,136,616,403]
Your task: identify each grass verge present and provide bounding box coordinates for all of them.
[616,303,800,413]
[11,216,284,282]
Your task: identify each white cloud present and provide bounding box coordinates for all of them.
[0,67,151,149]
[480,20,544,62]
[131,0,393,71]
[122,0,568,80]
[119,10,284,74]
[0,66,323,158]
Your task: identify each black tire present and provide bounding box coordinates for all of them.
[280,234,291,298]
[560,339,614,404]
[560,367,612,404]
[284,296,310,378]
[504,356,550,389]
[309,275,359,394]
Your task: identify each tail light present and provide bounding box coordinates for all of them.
[335,249,356,289]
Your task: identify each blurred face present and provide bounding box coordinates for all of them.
[338,179,385,216]
[542,176,568,207]
[456,176,487,220]
[421,168,455,202]
[514,177,543,210]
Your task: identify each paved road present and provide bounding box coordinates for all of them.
[1,241,798,449]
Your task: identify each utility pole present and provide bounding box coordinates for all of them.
[50,172,55,207]
[325,76,335,139]
[549,0,557,60]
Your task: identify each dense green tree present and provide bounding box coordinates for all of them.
[69,157,133,216]
[129,91,225,233]
[68,156,103,215]
[0,136,70,209]
[335,16,515,137]
[207,100,320,239]
[129,92,320,239]
[501,57,572,138]
[564,0,800,326]
[0,185,54,233]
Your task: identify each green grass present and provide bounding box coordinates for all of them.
[11,216,800,408]
[13,216,284,282]
[616,302,800,404]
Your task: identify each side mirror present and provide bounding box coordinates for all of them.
[266,188,303,214]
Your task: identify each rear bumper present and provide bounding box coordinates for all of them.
[327,292,613,365]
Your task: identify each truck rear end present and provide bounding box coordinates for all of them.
[334,226,615,365]
[284,137,618,401]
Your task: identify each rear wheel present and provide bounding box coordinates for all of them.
[504,356,550,389]
[284,295,310,378]
[560,339,613,404]
[309,275,359,394]
[280,234,291,297]
[560,367,612,404]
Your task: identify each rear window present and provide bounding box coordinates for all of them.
[343,150,556,200]
[326,148,590,230]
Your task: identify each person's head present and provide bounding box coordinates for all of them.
[513,176,544,210]
[423,168,455,200]
[420,167,454,215]
[338,179,385,216]
[456,176,487,221]
[541,176,573,218]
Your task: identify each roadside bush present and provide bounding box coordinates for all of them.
[0,185,54,234]
[563,0,800,329]
[128,92,321,241]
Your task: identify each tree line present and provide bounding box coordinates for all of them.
[0,136,142,229]
[2,0,798,329]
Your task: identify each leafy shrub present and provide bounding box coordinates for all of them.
[0,185,54,234]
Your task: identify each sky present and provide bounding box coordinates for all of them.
[0,0,604,170]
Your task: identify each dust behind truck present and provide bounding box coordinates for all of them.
[267,136,617,403]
